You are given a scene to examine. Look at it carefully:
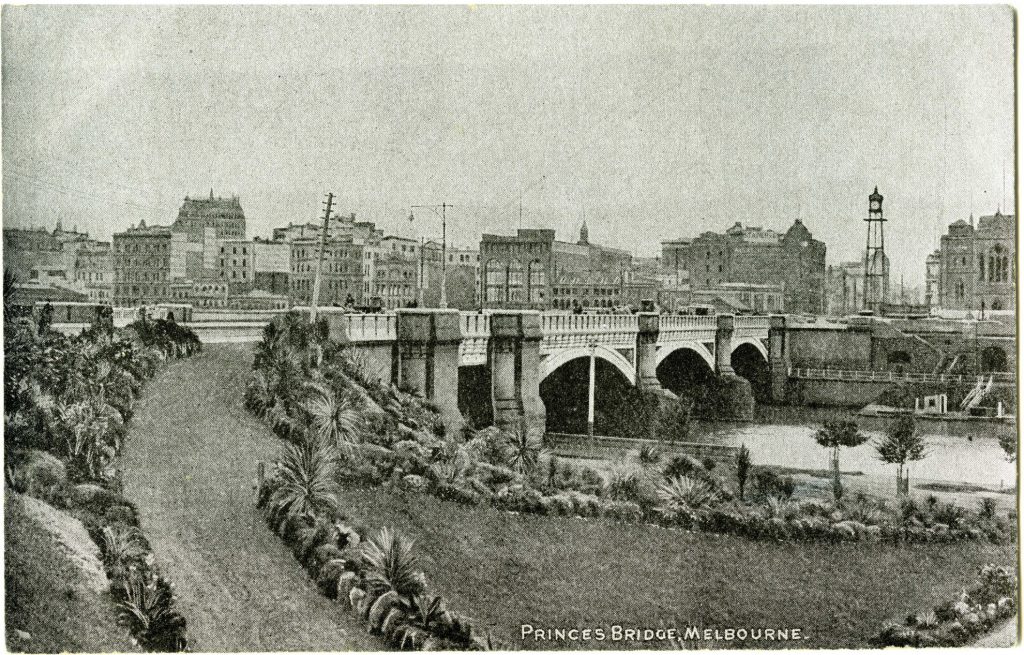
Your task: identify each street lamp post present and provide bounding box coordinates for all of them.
[410,203,451,309]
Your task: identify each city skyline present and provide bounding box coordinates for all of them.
[2,5,1014,286]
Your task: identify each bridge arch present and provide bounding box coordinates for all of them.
[730,337,769,363]
[539,346,636,386]
[656,341,715,370]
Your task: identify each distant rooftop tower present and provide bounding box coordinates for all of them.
[863,186,888,311]
[578,220,589,245]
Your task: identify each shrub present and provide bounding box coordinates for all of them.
[116,572,188,651]
[750,469,795,501]
[8,449,68,500]
[662,454,705,481]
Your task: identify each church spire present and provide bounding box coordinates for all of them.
[578,220,589,245]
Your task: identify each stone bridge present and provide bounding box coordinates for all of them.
[49,302,1013,432]
[291,309,782,434]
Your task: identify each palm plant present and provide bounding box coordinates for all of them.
[390,594,446,648]
[634,443,663,469]
[117,572,187,651]
[302,381,362,450]
[244,370,275,417]
[360,527,426,599]
[266,437,340,530]
[102,525,147,582]
[503,424,544,475]
[656,475,719,514]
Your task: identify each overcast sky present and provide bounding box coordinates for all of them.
[2,5,1014,285]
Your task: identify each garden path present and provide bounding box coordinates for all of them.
[121,343,380,652]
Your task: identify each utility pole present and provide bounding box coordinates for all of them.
[410,202,451,309]
[310,192,334,324]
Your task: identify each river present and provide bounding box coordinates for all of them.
[690,406,1016,490]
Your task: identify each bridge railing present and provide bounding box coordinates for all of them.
[657,315,717,343]
[734,315,771,337]
[459,313,491,366]
[541,313,640,335]
[112,307,140,327]
[338,314,398,342]
[788,367,1014,385]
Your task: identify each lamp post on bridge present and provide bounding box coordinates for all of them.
[409,203,452,309]
[587,338,597,438]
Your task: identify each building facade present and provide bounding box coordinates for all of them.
[480,224,633,310]
[938,211,1015,311]
[289,236,365,306]
[662,219,826,314]
[172,192,246,241]
[112,222,183,306]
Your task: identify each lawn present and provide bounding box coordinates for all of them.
[4,494,138,654]
[336,485,1015,650]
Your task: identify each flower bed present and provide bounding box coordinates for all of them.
[872,564,1017,647]
[5,313,198,651]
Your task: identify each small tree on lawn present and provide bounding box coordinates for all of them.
[998,430,1017,462]
[875,415,927,496]
[814,420,868,501]
[735,444,752,501]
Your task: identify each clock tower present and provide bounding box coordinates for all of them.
[863,186,889,311]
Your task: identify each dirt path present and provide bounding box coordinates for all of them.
[121,344,380,652]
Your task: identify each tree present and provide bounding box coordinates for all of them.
[735,444,752,501]
[875,415,927,495]
[998,430,1017,462]
[814,420,868,501]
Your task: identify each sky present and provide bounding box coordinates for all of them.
[1,5,1015,286]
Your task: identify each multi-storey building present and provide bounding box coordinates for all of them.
[112,222,185,306]
[661,219,827,314]
[372,251,419,309]
[289,235,364,306]
[480,223,632,310]
[217,238,291,296]
[937,211,1015,311]
[3,222,114,302]
[73,240,114,302]
[172,191,246,241]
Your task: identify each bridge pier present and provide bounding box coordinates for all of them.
[714,314,754,421]
[396,309,464,435]
[489,312,546,437]
[768,315,791,404]
[637,312,668,393]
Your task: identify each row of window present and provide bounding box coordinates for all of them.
[115,243,168,254]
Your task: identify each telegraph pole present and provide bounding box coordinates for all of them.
[310,192,334,324]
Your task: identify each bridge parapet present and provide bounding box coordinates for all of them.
[734,315,771,339]
[658,315,717,344]
[459,313,491,366]
[540,313,639,354]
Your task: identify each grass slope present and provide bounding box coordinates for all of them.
[337,485,1015,650]
[5,494,138,654]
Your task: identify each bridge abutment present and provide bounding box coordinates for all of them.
[396,309,464,434]
[489,311,546,436]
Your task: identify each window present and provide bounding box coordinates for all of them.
[528,260,546,304]
[485,260,505,303]
[508,260,524,302]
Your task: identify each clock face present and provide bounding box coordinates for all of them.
[870,200,881,211]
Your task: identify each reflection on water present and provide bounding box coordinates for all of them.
[691,406,1017,489]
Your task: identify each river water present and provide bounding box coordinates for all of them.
[690,407,1017,490]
